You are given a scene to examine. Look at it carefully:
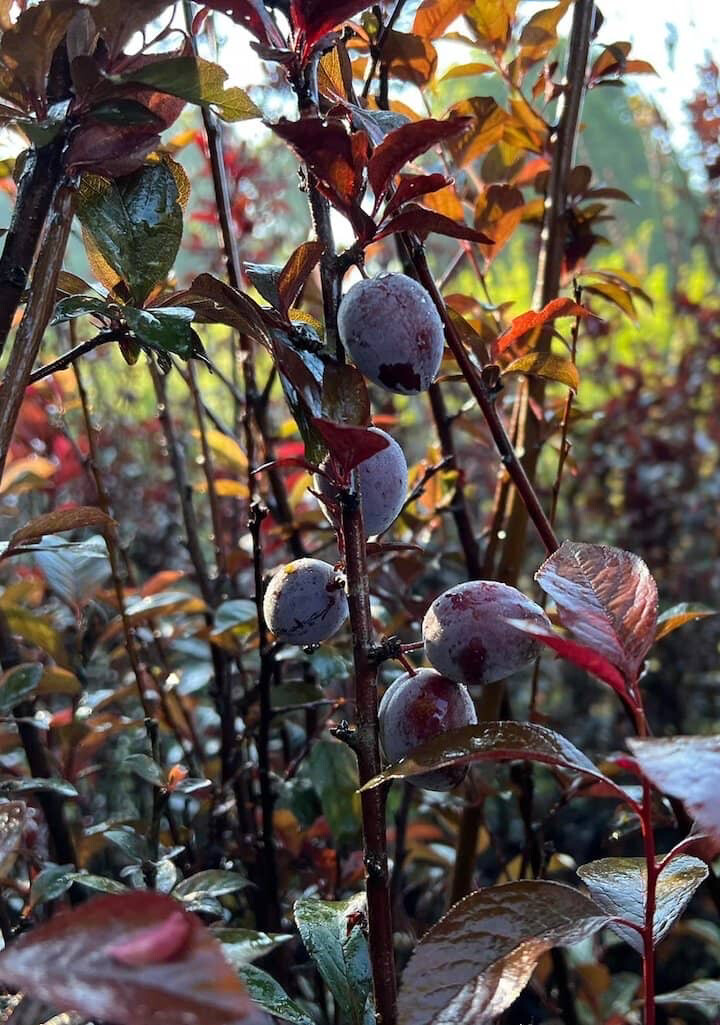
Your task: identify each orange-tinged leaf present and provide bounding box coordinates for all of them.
[8,507,116,549]
[438,61,496,81]
[382,30,438,86]
[493,298,595,357]
[368,117,470,203]
[466,0,518,53]
[397,881,608,1025]
[655,603,717,642]
[413,0,473,40]
[278,240,324,315]
[446,97,507,166]
[518,0,573,62]
[502,352,579,391]
[0,455,56,495]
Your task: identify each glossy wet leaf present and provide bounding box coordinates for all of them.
[237,964,313,1025]
[294,894,372,1025]
[535,541,659,681]
[577,856,708,953]
[105,827,150,863]
[397,881,608,1025]
[0,892,256,1025]
[362,721,628,803]
[174,871,250,901]
[215,929,294,968]
[123,306,200,361]
[122,57,261,123]
[51,294,111,325]
[628,736,720,844]
[0,663,43,713]
[77,164,183,306]
[655,602,717,641]
[656,980,720,1018]
[212,600,257,634]
[30,864,78,908]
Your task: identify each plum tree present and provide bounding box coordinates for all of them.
[422,580,551,686]
[378,668,477,791]
[337,274,445,394]
[315,426,408,536]
[263,558,349,645]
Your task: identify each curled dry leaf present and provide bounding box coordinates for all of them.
[0,892,258,1025]
[628,736,720,845]
[535,540,659,681]
[7,507,116,549]
[577,855,708,953]
[397,881,609,1025]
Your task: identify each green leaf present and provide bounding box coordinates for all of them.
[294,895,372,1025]
[0,663,43,713]
[173,871,250,901]
[33,535,110,606]
[656,980,720,1018]
[30,864,77,908]
[236,964,314,1025]
[308,739,361,846]
[212,600,257,634]
[51,295,111,325]
[655,602,717,641]
[577,856,708,953]
[123,306,200,361]
[125,753,166,787]
[397,881,609,1025]
[89,99,163,126]
[77,163,183,306]
[121,57,261,123]
[215,929,294,968]
[73,874,129,895]
[0,778,77,798]
[104,826,150,862]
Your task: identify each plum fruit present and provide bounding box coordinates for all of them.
[378,668,477,791]
[315,426,408,536]
[337,273,444,394]
[263,558,348,645]
[422,580,551,686]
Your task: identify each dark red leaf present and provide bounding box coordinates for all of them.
[278,240,324,316]
[535,541,659,681]
[203,1,286,48]
[66,123,160,176]
[0,892,257,1025]
[368,117,470,205]
[505,619,633,703]
[375,204,493,244]
[493,298,596,357]
[383,173,453,218]
[312,418,390,478]
[290,1,373,50]
[272,117,373,236]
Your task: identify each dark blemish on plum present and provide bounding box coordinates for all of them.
[379,362,421,392]
[416,329,430,352]
[448,591,473,610]
[458,638,487,683]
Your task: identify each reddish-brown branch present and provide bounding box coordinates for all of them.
[341,491,397,1025]
[0,181,76,481]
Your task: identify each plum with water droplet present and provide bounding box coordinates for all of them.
[337,274,444,394]
[263,558,348,645]
[378,668,477,791]
[422,580,551,686]
[315,426,408,536]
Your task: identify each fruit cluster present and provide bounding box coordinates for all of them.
[264,275,547,790]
